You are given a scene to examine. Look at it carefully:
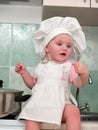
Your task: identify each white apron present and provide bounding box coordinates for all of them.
[18,61,77,126]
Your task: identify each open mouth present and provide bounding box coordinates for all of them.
[60,53,66,56]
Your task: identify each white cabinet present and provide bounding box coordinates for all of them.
[42,0,98,25]
[91,0,98,8]
[43,0,98,8]
[43,0,90,7]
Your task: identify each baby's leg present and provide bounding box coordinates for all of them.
[25,120,41,130]
[62,104,80,130]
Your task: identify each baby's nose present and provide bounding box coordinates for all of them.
[62,45,67,50]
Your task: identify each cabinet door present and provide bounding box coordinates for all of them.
[91,0,98,8]
[43,0,90,7]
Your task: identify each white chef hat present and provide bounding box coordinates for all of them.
[33,16,86,61]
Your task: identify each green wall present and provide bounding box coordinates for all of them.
[0,24,98,112]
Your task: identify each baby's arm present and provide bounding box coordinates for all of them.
[15,63,36,89]
[72,62,89,88]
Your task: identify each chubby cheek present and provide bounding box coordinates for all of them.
[67,52,71,58]
[50,51,57,58]
[67,49,72,56]
[45,46,57,54]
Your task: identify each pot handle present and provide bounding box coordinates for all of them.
[15,94,31,102]
[0,80,3,88]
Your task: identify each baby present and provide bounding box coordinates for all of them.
[15,17,89,130]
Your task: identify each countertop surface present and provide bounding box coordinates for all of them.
[0,119,98,130]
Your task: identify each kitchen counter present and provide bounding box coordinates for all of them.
[0,120,98,130]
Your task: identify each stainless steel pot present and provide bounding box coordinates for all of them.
[0,80,31,118]
[0,88,23,118]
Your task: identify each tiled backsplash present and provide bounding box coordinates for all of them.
[0,23,98,112]
[0,23,40,93]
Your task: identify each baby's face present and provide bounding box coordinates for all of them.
[45,34,73,63]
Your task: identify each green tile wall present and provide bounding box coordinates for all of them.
[11,24,40,66]
[0,24,11,66]
[0,23,40,93]
[0,24,98,112]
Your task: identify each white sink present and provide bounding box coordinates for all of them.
[81,112,98,121]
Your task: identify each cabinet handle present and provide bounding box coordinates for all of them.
[83,0,86,2]
[96,0,98,3]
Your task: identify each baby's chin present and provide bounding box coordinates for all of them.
[50,59,68,64]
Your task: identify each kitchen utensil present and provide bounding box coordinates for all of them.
[0,80,31,118]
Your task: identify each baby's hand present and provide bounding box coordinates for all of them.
[72,62,88,76]
[15,63,27,75]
